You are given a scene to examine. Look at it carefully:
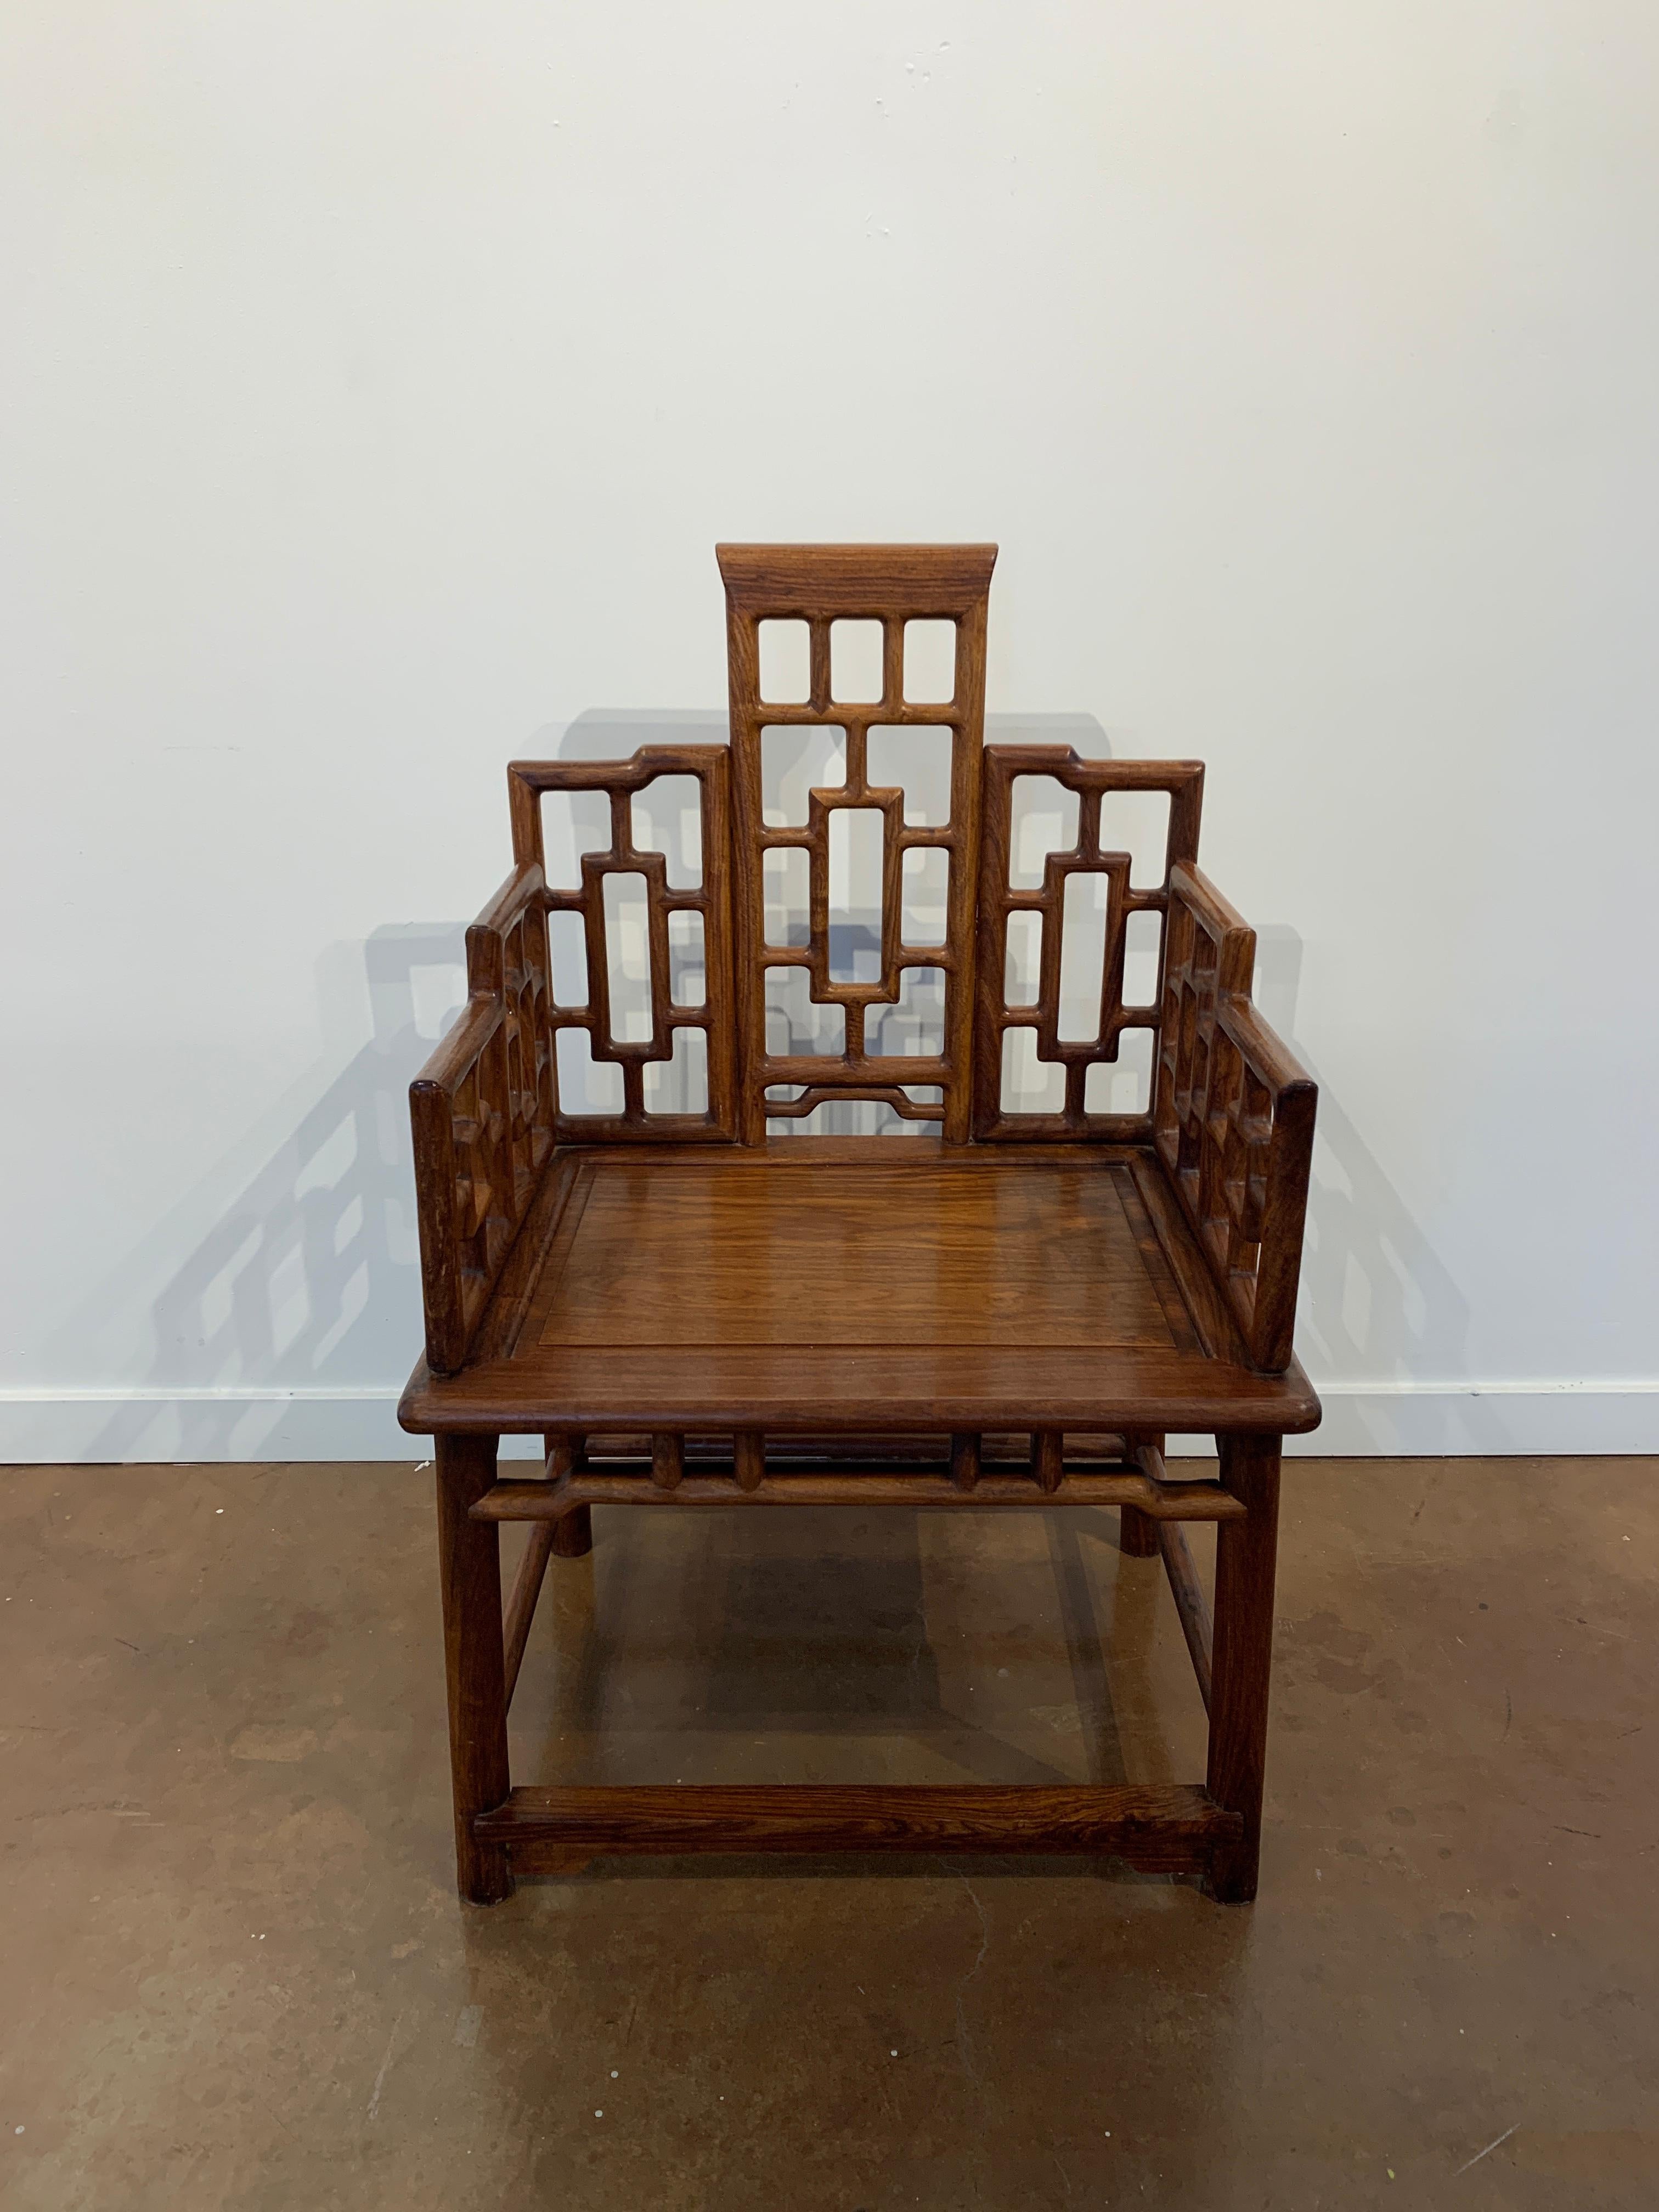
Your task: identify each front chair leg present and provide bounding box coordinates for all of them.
[1205,1432,1282,1904]
[435,1434,514,1904]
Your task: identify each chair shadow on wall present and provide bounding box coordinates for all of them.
[1252,926,1503,1453]
[52,922,471,1464]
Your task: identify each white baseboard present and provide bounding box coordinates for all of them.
[0,1380,1655,1464]
[0,1388,551,1465]
[1181,1378,1659,1458]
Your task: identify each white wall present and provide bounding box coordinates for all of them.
[4,2,1657,1461]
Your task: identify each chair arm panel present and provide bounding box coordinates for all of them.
[1155,863,1317,1373]
[410,864,555,1374]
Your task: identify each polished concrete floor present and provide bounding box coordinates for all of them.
[2,1458,1655,2210]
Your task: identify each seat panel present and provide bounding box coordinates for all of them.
[398,1140,1321,1438]
[527,1154,1189,1350]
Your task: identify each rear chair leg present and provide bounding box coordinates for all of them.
[435,1434,514,1904]
[544,1437,594,1558]
[551,1504,593,1559]
[1205,1432,1282,1904]
[1119,1506,1159,1556]
[1120,1432,1164,1553]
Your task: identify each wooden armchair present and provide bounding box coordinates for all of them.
[399,544,1319,1905]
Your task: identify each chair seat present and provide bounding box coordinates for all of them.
[399,1139,1319,1439]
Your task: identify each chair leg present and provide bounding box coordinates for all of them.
[1119,1506,1159,1556]
[435,1434,514,1904]
[1204,1432,1282,1904]
[541,1439,594,1557]
[551,1503,594,1559]
[1120,1431,1164,1553]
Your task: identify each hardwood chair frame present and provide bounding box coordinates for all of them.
[400,545,1319,1904]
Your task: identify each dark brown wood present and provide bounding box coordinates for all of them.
[733,1430,765,1492]
[550,1505,592,1559]
[1154,864,1316,1373]
[435,1435,513,1904]
[407,1335,1317,1438]
[507,747,737,1146]
[1124,1150,1252,1364]
[950,1431,981,1491]
[1119,1506,1159,1556]
[401,544,1322,1907]
[540,1434,594,1556]
[1034,1429,1064,1493]
[718,543,996,1144]
[1121,1431,1165,1553]
[411,867,557,1374]
[537,1429,1130,1465]
[1205,1432,1282,1902]
[1156,1522,1215,1713]
[471,1466,1248,1520]
[974,747,1204,1142]
[501,1521,555,1707]
[400,1143,1320,1438]
[528,1152,1189,1347]
[476,1781,1242,1872]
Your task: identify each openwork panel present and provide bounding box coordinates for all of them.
[973,748,1204,1141]
[719,544,997,1143]
[508,748,736,1144]
[410,864,557,1372]
[1154,862,1316,1372]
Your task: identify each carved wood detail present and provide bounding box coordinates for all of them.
[972,747,1204,1141]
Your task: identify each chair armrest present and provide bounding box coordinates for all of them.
[410,864,556,1374]
[1154,863,1317,1373]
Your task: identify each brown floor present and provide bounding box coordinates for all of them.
[2,1460,1655,2210]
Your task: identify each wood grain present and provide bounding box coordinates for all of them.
[1154,862,1317,1373]
[508,746,737,1146]
[435,1435,513,1904]
[477,1781,1242,1871]
[1122,1438,1175,1559]
[974,747,1204,1142]
[1205,1431,1282,1902]
[471,1466,1248,1520]
[403,1338,1320,1437]
[1156,1521,1215,1714]
[501,1521,554,1708]
[527,1154,1184,1350]
[718,542,996,1143]
[410,866,556,1373]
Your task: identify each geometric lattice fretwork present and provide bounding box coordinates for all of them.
[410,862,558,1372]
[1155,861,1316,1373]
[506,747,737,1145]
[719,543,997,1143]
[973,747,1205,1140]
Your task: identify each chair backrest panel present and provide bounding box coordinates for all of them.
[490,547,1212,1155]
[973,747,1204,1141]
[507,747,739,1144]
[718,543,998,1142]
